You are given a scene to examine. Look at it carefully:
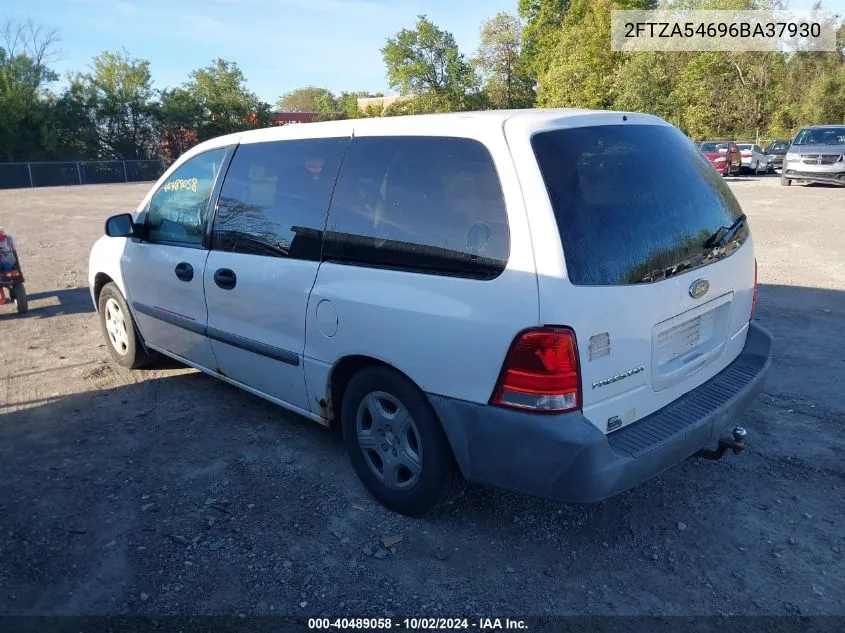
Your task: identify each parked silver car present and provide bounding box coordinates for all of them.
[782,125,845,187]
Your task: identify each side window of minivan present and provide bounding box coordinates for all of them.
[323,136,510,279]
[146,148,228,245]
[211,138,349,259]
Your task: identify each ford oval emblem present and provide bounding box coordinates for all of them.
[689,279,710,299]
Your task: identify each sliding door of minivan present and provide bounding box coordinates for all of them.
[204,133,350,414]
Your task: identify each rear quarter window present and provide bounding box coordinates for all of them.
[531,124,748,286]
[323,136,510,279]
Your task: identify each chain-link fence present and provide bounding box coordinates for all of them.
[0,159,168,190]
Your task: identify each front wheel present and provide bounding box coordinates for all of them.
[97,282,154,369]
[341,366,460,516]
[12,283,27,314]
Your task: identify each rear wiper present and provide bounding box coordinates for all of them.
[704,214,747,249]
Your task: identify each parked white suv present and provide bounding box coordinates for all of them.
[89,109,772,516]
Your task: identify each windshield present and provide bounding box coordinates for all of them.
[738,144,753,151]
[793,127,845,146]
[699,142,727,152]
[767,141,790,152]
[532,124,748,286]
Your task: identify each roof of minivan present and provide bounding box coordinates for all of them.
[184,108,666,157]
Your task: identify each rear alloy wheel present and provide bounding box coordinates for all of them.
[98,282,155,369]
[357,392,424,490]
[341,366,459,516]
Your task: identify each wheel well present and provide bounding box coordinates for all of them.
[326,355,404,426]
[93,273,113,309]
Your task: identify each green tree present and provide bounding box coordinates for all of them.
[726,52,787,138]
[472,12,535,109]
[336,91,362,119]
[670,53,736,138]
[50,74,99,159]
[0,19,60,160]
[518,0,567,79]
[77,50,160,159]
[277,86,336,112]
[536,0,620,108]
[772,18,845,133]
[336,90,384,119]
[614,53,679,124]
[536,0,657,109]
[185,58,271,140]
[158,87,203,159]
[381,15,482,112]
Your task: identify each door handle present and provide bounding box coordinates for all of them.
[213,268,237,290]
[174,262,193,282]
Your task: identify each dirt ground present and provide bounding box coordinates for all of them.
[0,177,843,618]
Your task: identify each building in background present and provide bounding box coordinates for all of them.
[271,111,321,125]
[356,95,411,114]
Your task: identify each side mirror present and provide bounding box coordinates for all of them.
[105,213,137,238]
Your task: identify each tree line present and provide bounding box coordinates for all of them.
[0,19,273,163]
[2,0,843,164]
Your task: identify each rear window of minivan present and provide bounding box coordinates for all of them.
[531,124,748,286]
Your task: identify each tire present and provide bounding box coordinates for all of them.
[97,282,154,369]
[341,366,460,516]
[781,176,792,186]
[12,283,27,314]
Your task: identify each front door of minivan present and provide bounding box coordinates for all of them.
[203,135,350,413]
[123,147,229,369]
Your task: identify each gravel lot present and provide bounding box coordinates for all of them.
[0,177,843,618]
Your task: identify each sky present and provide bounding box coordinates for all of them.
[8,0,841,107]
[11,0,518,105]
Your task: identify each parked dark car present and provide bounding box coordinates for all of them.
[764,139,791,172]
[698,141,742,176]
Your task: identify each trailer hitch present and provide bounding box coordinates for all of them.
[694,426,747,460]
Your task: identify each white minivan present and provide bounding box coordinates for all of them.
[89,109,772,516]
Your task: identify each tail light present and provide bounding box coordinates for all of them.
[491,327,582,414]
[751,258,758,318]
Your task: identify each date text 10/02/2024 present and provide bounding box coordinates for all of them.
[307,618,529,630]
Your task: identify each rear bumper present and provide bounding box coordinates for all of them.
[429,323,773,503]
